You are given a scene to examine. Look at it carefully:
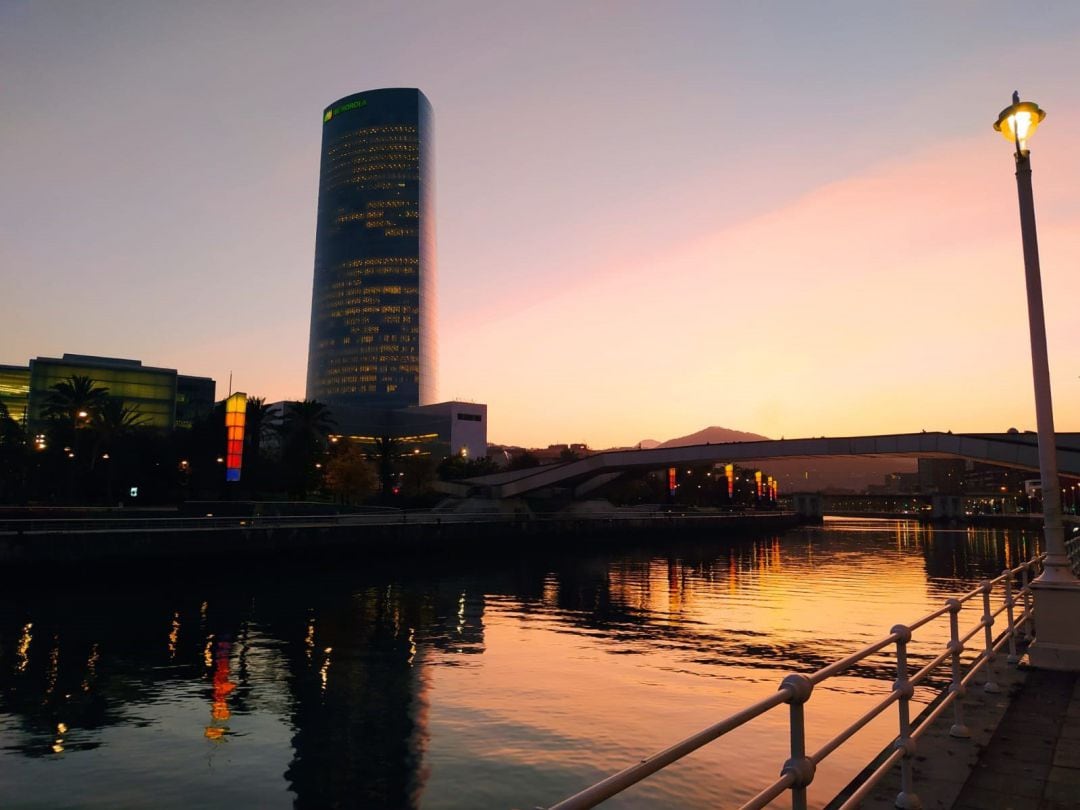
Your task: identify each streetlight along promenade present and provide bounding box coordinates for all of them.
[994,92,1080,669]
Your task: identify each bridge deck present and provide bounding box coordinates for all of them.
[467,432,1080,499]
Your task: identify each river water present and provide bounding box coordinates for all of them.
[0,518,1039,809]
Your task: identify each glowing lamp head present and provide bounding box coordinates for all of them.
[994,93,1045,152]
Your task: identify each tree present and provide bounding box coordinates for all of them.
[244,396,274,488]
[280,400,336,497]
[325,443,377,504]
[91,399,150,455]
[42,375,109,427]
[88,399,150,503]
[438,453,499,481]
[399,450,438,500]
[282,400,335,449]
[245,397,274,458]
[368,435,403,500]
[0,401,27,503]
[508,451,540,471]
[41,375,110,501]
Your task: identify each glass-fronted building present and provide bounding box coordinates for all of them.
[306,88,437,411]
[0,365,31,424]
[1,354,215,430]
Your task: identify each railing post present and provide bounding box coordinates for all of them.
[980,580,1000,693]
[1003,568,1019,664]
[891,625,921,810]
[946,599,970,738]
[1021,562,1034,640]
[779,674,815,810]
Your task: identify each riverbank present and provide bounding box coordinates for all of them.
[0,509,801,568]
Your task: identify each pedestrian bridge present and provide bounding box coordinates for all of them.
[463,431,1080,499]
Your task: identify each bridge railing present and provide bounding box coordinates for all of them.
[546,554,1045,810]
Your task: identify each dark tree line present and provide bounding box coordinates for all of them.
[0,376,463,508]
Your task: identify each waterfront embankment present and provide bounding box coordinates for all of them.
[0,509,801,568]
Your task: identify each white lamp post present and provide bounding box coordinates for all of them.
[995,91,1080,669]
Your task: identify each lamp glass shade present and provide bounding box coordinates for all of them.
[994,100,1046,149]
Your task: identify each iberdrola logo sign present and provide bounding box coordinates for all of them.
[323,98,367,123]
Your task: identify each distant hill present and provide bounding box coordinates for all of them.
[657,426,770,447]
[636,439,661,449]
[654,426,914,491]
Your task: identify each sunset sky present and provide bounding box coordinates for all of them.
[4,2,1080,447]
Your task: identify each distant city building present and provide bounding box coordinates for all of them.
[0,354,214,430]
[306,88,436,411]
[0,364,30,424]
[532,443,593,464]
[325,401,487,460]
[267,399,486,461]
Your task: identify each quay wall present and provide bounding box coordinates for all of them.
[0,512,801,569]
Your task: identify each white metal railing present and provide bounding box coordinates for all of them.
[547,554,1045,810]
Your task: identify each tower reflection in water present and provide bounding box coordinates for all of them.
[0,524,1038,808]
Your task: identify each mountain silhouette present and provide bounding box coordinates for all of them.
[651,426,914,491]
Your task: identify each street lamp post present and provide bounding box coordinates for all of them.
[995,91,1080,669]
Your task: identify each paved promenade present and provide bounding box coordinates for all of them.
[953,667,1080,810]
[858,653,1080,809]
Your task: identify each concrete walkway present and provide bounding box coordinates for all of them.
[952,667,1080,810]
[854,653,1080,810]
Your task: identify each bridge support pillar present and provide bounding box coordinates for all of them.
[930,495,962,522]
[792,494,823,523]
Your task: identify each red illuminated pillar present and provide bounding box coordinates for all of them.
[224,393,246,482]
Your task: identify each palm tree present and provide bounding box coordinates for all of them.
[42,375,109,427]
[90,398,150,501]
[0,401,28,502]
[281,400,336,497]
[245,396,274,459]
[241,396,275,490]
[43,376,110,500]
[282,400,336,449]
[90,399,150,467]
[368,435,403,500]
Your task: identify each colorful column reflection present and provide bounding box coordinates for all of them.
[205,638,237,741]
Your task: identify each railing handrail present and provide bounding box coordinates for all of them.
[546,553,1046,810]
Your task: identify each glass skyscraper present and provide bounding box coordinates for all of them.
[306,88,436,411]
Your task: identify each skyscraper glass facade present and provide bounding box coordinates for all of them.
[306,88,436,410]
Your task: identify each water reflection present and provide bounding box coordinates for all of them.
[0,520,1040,808]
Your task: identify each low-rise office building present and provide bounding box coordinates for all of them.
[267,399,488,460]
[0,354,215,430]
